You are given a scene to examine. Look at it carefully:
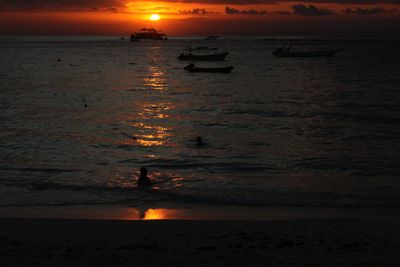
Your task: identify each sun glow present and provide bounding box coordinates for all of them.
[150,14,160,21]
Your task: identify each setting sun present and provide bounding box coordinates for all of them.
[150,14,160,21]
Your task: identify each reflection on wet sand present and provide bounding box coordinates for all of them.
[141,208,182,220]
[2,205,399,221]
[0,207,187,221]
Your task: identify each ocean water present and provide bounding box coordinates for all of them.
[1,36,400,208]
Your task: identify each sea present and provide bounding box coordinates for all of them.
[1,36,400,211]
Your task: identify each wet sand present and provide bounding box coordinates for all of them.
[1,218,399,267]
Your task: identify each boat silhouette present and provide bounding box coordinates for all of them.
[273,43,341,57]
[130,28,168,41]
[184,63,233,73]
[178,52,229,61]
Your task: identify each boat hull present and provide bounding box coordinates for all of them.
[185,66,234,73]
[130,28,168,41]
[130,36,167,41]
[273,50,341,57]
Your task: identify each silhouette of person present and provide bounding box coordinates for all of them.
[196,136,205,147]
[137,167,151,187]
[184,63,195,70]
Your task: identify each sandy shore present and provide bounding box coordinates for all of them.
[1,218,399,267]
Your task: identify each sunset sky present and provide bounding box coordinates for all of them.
[1,0,399,35]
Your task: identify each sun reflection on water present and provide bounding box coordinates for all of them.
[138,102,175,119]
[143,66,167,90]
[132,122,172,146]
[132,64,175,147]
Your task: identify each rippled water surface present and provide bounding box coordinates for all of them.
[1,36,400,207]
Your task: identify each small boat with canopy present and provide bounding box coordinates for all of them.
[178,51,229,61]
[273,43,341,57]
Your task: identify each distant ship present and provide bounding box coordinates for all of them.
[205,36,219,41]
[130,28,168,41]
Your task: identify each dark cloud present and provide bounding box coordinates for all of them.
[225,7,291,15]
[225,6,267,14]
[136,7,171,12]
[0,0,125,11]
[179,8,218,15]
[344,7,397,14]
[274,10,292,15]
[296,0,400,3]
[225,4,397,16]
[292,4,334,16]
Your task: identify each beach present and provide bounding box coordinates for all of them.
[1,216,399,267]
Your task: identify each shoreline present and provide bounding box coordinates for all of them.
[1,204,400,221]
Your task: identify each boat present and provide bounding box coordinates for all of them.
[130,28,168,41]
[273,43,341,57]
[178,51,229,61]
[185,46,218,52]
[184,63,233,73]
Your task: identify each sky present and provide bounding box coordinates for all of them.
[0,0,399,35]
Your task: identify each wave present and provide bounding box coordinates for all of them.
[0,166,80,173]
[1,178,400,208]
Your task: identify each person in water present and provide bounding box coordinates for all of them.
[137,167,151,187]
[184,63,195,70]
[196,136,205,146]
